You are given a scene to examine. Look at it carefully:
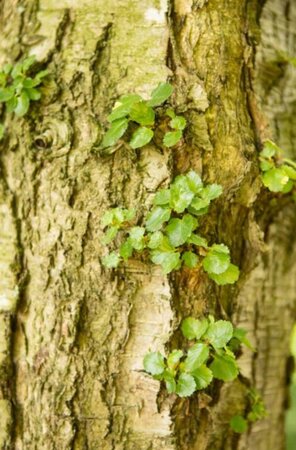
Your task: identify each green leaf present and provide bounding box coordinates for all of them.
[181,317,208,340]
[202,184,223,201]
[260,160,274,172]
[130,126,154,149]
[102,118,128,148]
[14,91,30,116]
[108,94,142,122]
[166,108,175,119]
[206,320,233,348]
[11,62,24,78]
[191,365,213,390]
[163,371,176,393]
[167,349,183,371]
[282,164,296,181]
[170,115,186,131]
[186,171,203,193]
[25,87,41,101]
[102,252,121,268]
[32,69,49,85]
[153,189,171,206]
[176,373,196,397]
[6,97,17,115]
[208,263,240,285]
[169,175,195,213]
[202,245,231,275]
[165,214,197,247]
[262,167,291,192]
[230,415,248,433]
[261,140,280,158]
[102,226,119,244]
[187,234,208,248]
[210,353,239,381]
[163,130,182,147]
[21,55,36,72]
[129,101,155,125]
[101,210,115,227]
[182,251,199,268]
[145,206,171,232]
[0,87,14,102]
[183,342,209,372]
[119,239,134,260]
[150,250,180,274]
[147,231,164,249]
[148,82,173,107]
[0,123,4,141]
[129,226,146,250]
[232,328,254,350]
[143,351,165,375]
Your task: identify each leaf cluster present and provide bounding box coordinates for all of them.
[0,56,48,140]
[260,140,296,194]
[101,82,186,152]
[230,388,267,433]
[143,316,252,397]
[101,171,239,284]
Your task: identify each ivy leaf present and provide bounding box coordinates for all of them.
[170,115,186,131]
[170,175,195,213]
[148,82,173,107]
[230,415,248,433]
[108,94,142,122]
[210,353,239,381]
[129,101,155,125]
[206,320,233,348]
[208,263,239,285]
[130,126,154,149]
[176,373,196,397]
[191,365,213,390]
[143,352,165,375]
[14,91,30,116]
[187,234,208,248]
[102,252,121,268]
[167,349,183,371]
[163,130,182,147]
[165,214,197,247]
[102,118,128,148]
[150,250,180,274]
[202,244,231,275]
[183,342,209,372]
[147,231,164,249]
[262,167,291,192]
[129,226,146,250]
[119,239,134,260]
[182,251,199,268]
[181,317,208,340]
[153,189,171,206]
[145,206,171,232]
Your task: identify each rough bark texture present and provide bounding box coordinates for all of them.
[0,0,295,449]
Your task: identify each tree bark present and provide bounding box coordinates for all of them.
[0,0,295,449]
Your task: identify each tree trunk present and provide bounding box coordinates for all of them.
[0,0,295,449]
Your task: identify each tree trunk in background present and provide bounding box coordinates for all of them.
[0,0,295,449]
